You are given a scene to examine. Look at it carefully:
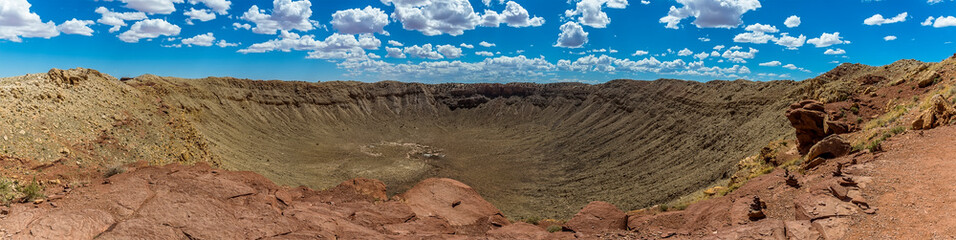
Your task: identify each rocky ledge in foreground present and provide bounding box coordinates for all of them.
[0,162,639,239]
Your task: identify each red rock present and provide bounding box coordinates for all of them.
[335,178,388,201]
[787,100,829,154]
[397,178,507,227]
[807,135,851,161]
[912,95,956,130]
[784,220,822,240]
[562,201,627,234]
[486,222,550,240]
[706,219,787,240]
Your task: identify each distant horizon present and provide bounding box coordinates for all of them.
[2,0,956,83]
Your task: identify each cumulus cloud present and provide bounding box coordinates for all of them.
[460,43,475,48]
[479,41,495,47]
[564,0,629,28]
[241,0,315,34]
[118,19,181,43]
[385,47,406,58]
[773,33,805,50]
[117,0,185,14]
[807,32,848,48]
[57,19,96,36]
[383,0,481,36]
[720,47,757,63]
[677,48,693,56]
[184,8,216,24]
[404,44,444,59]
[555,21,589,48]
[782,64,798,70]
[863,12,907,25]
[924,16,956,28]
[475,51,494,56]
[660,0,761,29]
[388,40,403,46]
[182,32,215,46]
[331,6,389,35]
[95,7,148,33]
[189,0,231,14]
[733,31,775,44]
[481,1,545,27]
[758,60,781,66]
[784,15,800,28]
[216,39,238,47]
[0,0,60,42]
[823,48,845,55]
[238,31,381,59]
[884,35,897,41]
[632,50,649,56]
[437,44,463,59]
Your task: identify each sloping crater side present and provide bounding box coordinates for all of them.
[124,75,803,218]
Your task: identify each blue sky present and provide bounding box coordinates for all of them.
[1,0,955,83]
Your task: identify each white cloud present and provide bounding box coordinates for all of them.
[720,47,758,63]
[0,0,60,42]
[733,31,775,44]
[383,0,480,36]
[241,0,315,34]
[481,1,545,27]
[744,23,778,33]
[693,52,709,60]
[460,43,475,48]
[216,39,238,47]
[660,0,761,29]
[95,7,148,33]
[404,44,444,59]
[238,31,381,59]
[57,19,96,36]
[863,12,907,25]
[184,8,216,23]
[388,40,403,46]
[773,33,805,49]
[118,0,185,15]
[385,47,406,58]
[698,37,710,42]
[182,32,215,46]
[632,50,649,56]
[475,51,494,56]
[233,22,251,30]
[824,48,846,55]
[807,32,848,48]
[713,45,725,50]
[759,60,781,66]
[922,16,935,26]
[884,35,897,41]
[927,16,956,28]
[564,0,629,28]
[189,0,231,14]
[331,6,389,35]
[437,44,463,59]
[782,63,798,70]
[677,48,693,56]
[784,15,800,28]
[555,21,589,48]
[479,41,496,47]
[117,19,180,43]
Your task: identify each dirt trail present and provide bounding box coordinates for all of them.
[848,126,956,239]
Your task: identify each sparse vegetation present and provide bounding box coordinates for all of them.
[18,179,44,203]
[546,225,562,233]
[0,177,16,204]
[521,216,541,225]
[104,165,126,178]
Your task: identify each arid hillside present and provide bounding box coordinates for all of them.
[0,68,802,219]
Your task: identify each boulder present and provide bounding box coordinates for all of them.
[334,178,388,201]
[912,95,956,130]
[397,178,508,227]
[787,100,829,154]
[806,135,851,163]
[562,201,627,234]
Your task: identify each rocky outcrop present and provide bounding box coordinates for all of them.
[787,100,829,153]
[562,201,627,234]
[805,135,852,169]
[396,178,509,228]
[912,95,956,130]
